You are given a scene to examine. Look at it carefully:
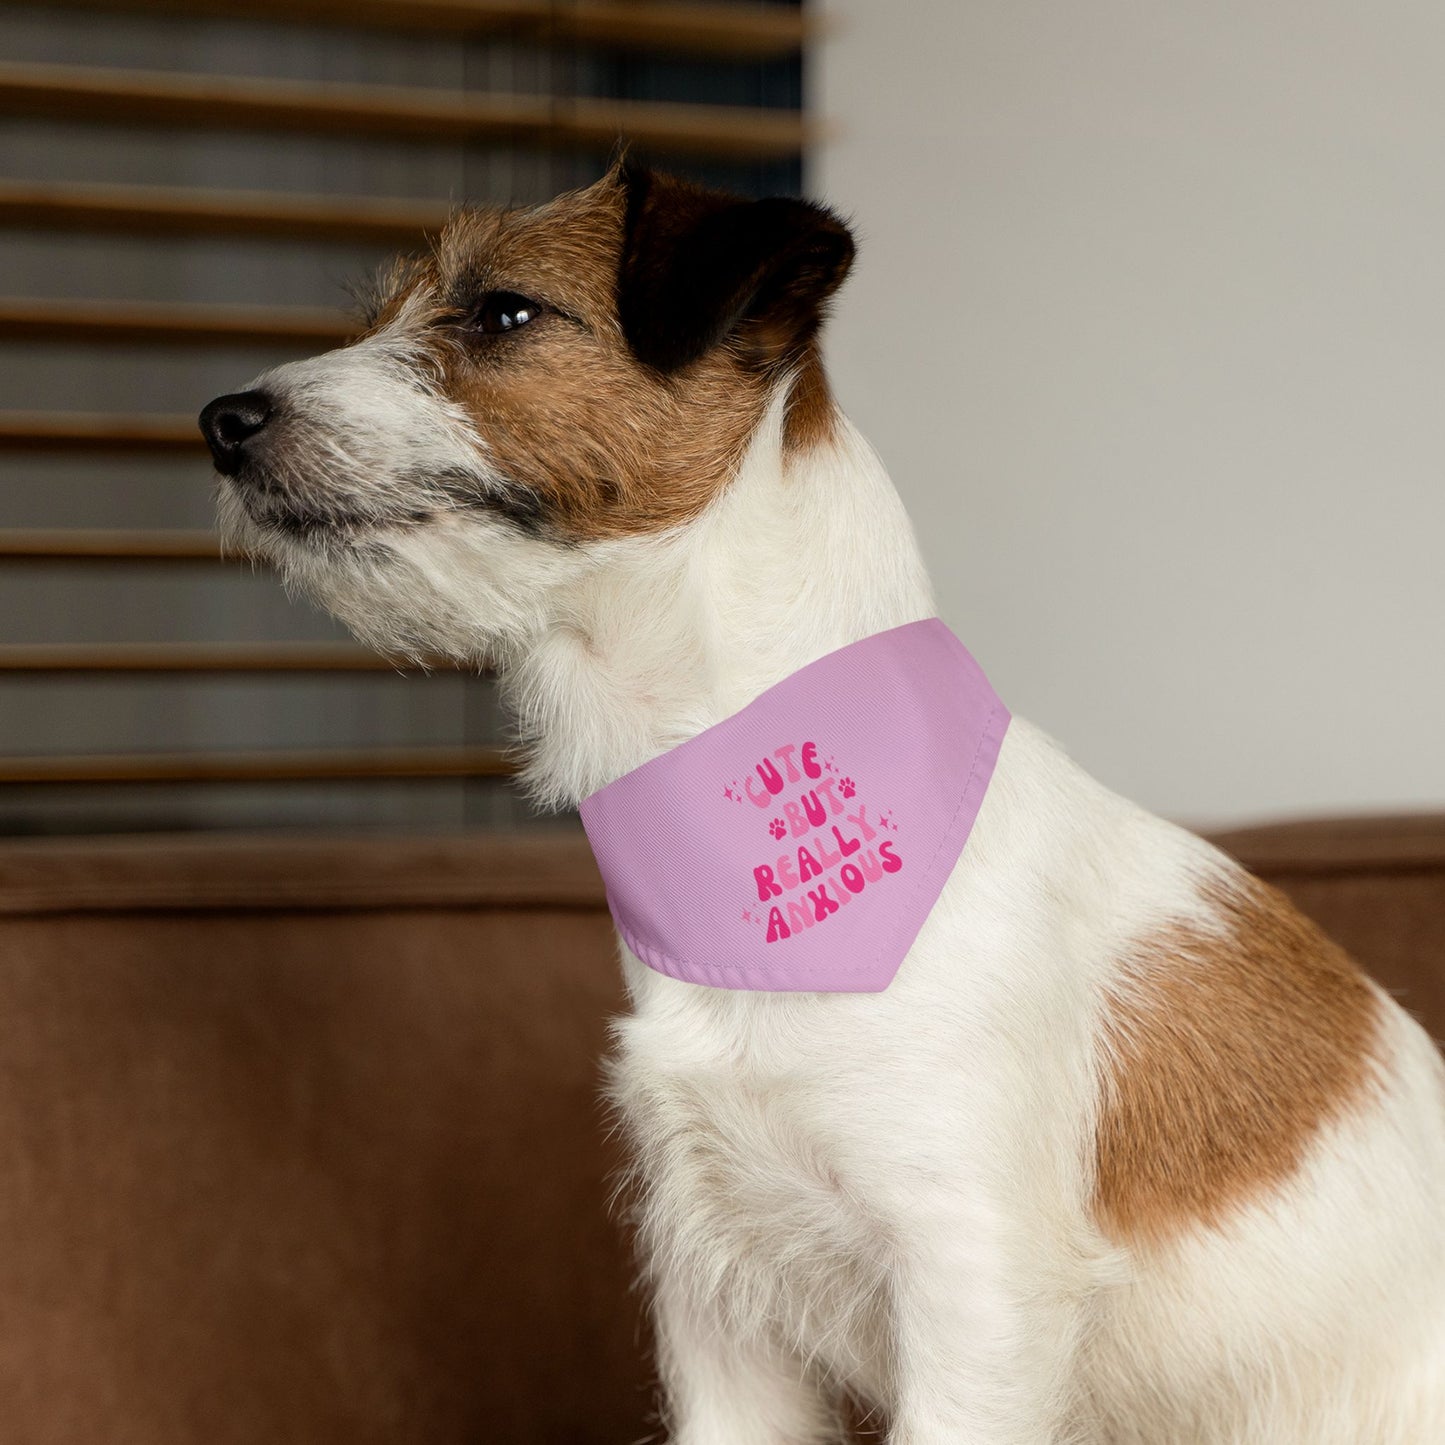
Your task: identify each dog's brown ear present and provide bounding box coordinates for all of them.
[617,162,855,374]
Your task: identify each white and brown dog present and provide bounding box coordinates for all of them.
[201,164,1445,1444]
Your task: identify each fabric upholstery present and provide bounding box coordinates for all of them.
[0,816,1440,1441]
[0,831,644,1445]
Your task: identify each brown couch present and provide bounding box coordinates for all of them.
[0,817,1441,1443]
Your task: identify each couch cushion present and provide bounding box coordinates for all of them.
[0,817,1440,1442]
[0,829,649,1445]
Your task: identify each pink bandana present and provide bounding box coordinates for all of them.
[579,619,1010,993]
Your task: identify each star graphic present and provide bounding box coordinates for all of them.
[742,909,753,924]
[723,786,735,801]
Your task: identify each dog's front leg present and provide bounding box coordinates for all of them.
[653,1275,840,1445]
[884,1196,1091,1445]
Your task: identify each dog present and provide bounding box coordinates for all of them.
[200,162,1445,1443]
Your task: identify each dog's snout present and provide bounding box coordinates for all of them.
[199,390,274,476]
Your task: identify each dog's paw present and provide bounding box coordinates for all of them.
[840,777,856,799]
[769,817,787,840]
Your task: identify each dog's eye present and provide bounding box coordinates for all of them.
[471,291,543,335]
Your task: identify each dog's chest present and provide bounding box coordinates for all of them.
[612,996,893,1389]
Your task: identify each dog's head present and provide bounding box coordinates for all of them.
[200,163,854,662]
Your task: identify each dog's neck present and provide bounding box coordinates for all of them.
[505,390,936,809]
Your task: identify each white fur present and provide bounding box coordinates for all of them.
[221,348,1445,1443]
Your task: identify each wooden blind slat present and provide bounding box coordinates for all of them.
[0,62,813,161]
[0,413,204,452]
[0,16,806,813]
[0,180,448,245]
[0,643,425,673]
[547,0,810,58]
[28,0,810,59]
[0,745,513,784]
[0,529,221,561]
[0,297,353,348]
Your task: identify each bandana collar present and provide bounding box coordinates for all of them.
[578,619,1010,993]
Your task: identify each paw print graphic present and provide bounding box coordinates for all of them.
[840,776,857,799]
[769,818,787,840]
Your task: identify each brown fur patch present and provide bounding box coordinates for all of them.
[1093,872,1382,1246]
[367,176,791,541]
[782,344,839,457]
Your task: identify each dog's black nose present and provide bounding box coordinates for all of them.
[199,390,273,475]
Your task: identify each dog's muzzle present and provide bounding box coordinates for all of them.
[199,390,274,477]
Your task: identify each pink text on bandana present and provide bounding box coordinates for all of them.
[735,739,902,945]
[579,619,1010,993]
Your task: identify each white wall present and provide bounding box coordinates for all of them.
[813,0,1445,827]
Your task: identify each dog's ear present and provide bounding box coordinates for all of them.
[616,162,855,375]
